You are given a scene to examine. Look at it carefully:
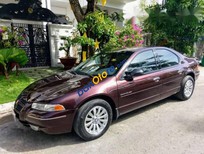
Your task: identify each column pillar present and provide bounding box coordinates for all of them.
[41,0,51,10]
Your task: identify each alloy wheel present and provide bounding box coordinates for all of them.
[84,106,108,135]
[184,80,194,98]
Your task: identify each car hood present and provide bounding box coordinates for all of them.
[19,71,91,103]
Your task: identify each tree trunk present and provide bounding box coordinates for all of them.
[16,63,19,76]
[3,68,9,79]
[69,0,97,22]
[86,0,97,14]
[69,0,97,61]
[5,71,9,79]
[69,0,84,23]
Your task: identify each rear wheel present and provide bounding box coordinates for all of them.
[175,76,195,101]
[74,99,112,141]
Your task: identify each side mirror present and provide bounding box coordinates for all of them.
[124,68,144,81]
[131,68,144,76]
[124,71,133,81]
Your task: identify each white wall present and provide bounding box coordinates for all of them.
[51,6,67,15]
[0,0,17,4]
[0,0,163,26]
[50,0,77,26]
[123,0,163,24]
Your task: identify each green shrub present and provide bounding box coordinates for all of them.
[144,0,204,55]
[0,47,28,78]
[103,21,144,51]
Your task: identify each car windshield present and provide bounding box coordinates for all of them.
[73,51,133,76]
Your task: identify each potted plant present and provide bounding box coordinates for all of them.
[59,36,77,70]
[59,33,95,69]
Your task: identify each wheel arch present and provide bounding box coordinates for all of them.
[77,95,119,120]
[186,71,195,81]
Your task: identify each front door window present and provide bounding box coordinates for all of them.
[125,50,158,77]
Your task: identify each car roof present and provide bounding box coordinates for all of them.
[112,46,176,53]
[101,47,180,57]
[112,47,144,53]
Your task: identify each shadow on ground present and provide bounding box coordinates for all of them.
[116,96,179,123]
[176,117,204,134]
[0,122,83,153]
[0,96,179,153]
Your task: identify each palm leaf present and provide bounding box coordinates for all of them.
[0,54,6,72]
[9,48,28,66]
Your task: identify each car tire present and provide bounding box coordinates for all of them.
[74,99,113,141]
[175,75,195,101]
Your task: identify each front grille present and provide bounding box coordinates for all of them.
[14,99,27,112]
[15,104,23,112]
[21,99,27,105]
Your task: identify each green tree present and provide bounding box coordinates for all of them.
[69,0,109,21]
[77,11,116,54]
[144,0,204,55]
[69,0,121,59]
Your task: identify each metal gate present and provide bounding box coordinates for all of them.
[12,23,51,67]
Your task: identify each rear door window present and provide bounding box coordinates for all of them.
[155,49,179,69]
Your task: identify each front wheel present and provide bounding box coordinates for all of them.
[175,75,195,101]
[74,99,112,141]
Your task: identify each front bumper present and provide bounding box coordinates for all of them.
[14,100,76,134]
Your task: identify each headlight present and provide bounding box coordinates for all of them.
[31,103,65,112]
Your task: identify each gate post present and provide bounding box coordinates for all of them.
[28,24,37,67]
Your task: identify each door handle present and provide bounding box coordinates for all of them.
[153,77,160,82]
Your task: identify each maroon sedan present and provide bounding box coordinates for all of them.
[14,47,200,140]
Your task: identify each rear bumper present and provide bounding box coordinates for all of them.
[14,108,77,134]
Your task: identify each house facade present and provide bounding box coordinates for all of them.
[0,0,163,68]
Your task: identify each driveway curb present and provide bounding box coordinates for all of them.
[0,102,14,120]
